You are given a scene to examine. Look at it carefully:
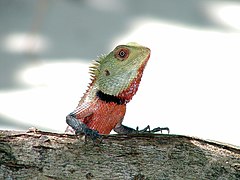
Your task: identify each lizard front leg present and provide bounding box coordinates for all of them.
[66,113,100,140]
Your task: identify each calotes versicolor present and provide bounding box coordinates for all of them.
[66,42,168,139]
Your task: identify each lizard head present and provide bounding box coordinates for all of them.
[92,42,151,102]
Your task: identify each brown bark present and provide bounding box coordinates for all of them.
[0,130,239,180]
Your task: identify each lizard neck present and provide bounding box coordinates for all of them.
[96,69,144,105]
[94,54,148,104]
[116,59,147,103]
[96,90,125,105]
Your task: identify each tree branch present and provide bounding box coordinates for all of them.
[0,130,239,179]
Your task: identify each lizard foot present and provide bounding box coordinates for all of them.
[66,114,101,140]
[75,126,101,140]
[136,125,170,134]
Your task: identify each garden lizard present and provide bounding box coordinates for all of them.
[66,42,169,139]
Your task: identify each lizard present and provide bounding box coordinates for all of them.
[66,42,169,139]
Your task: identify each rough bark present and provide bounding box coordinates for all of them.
[0,130,239,180]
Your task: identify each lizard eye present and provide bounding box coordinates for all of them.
[115,48,129,60]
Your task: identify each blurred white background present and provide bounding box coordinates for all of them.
[0,0,239,146]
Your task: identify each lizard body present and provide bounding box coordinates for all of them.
[66,42,168,138]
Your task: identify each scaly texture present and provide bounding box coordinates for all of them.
[66,42,163,137]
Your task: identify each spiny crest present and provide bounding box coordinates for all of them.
[79,55,106,103]
[88,54,106,81]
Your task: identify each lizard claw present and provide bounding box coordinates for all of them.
[136,125,170,134]
[151,127,170,134]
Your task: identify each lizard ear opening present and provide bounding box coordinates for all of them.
[104,69,110,76]
[114,48,129,61]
